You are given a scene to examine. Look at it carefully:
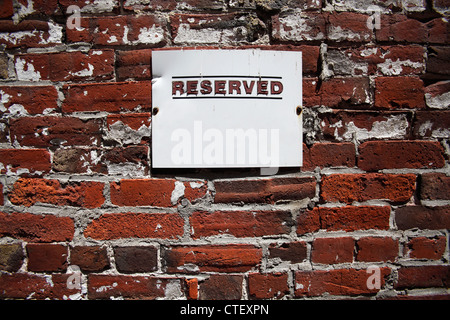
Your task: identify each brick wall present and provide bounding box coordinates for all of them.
[0,0,449,300]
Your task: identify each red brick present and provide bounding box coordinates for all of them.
[0,212,73,242]
[114,246,158,273]
[70,246,110,272]
[303,142,356,170]
[413,110,450,138]
[311,237,354,264]
[427,46,450,79]
[107,113,151,131]
[420,173,450,200]
[15,49,114,82]
[248,273,289,299]
[116,49,152,81]
[327,12,373,42]
[295,268,391,297]
[405,236,447,260]
[268,241,307,263]
[67,15,166,46]
[319,110,412,142]
[190,210,292,238]
[186,278,198,300]
[84,212,184,240]
[0,273,81,299]
[10,116,102,148]
[8,178,105,208]
[321,173,416,203]
[199,274,243,300]
[163,245,262,273]
[272,11,326,42]
[214,177,316,204]
[427,18,450,44]
[356,237,398,262]
[124,0,225,11]
[376,14,428,43]
[0,183,3,205]
[297,206,391,234]
[21,0,59,15]
[0,0,14,18]
[303,77,371,108]
[395,205,450,230]
[0,85,58,114]
[375,76,425,109]
[0,149,51,174]
[395,266,450,289]
[88,275,186,299]
[62,82,151,113]
[26,243,67,272]
[0,20,62,48]
[358,140,445,171]
[59,0,119,13]
[110,179,173,207]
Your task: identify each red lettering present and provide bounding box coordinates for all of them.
[215,80,226,95]
[172,81,184,95]
[257,81,268,95]
[271,81,283,95]
[228,80,241,95]
[200,80,212,94]
[243,81,255,94]
[186,81,198,95]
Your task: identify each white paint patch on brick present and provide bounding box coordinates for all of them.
[425,91,450,109]
[378,58,424,76]
[80,0,118,13]
[15,58,42,81]
[276,11,324,41]
[69,63,94,77]
[341,114,409,141]
[171,181,185,205]
[137,25,165,44]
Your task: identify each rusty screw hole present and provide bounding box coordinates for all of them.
[153,107,159,115]
[296,106,302,116]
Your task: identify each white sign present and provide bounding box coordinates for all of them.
[151,49,302,169]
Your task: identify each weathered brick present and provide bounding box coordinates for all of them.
[214,177,316,204]
[395,206,450,230]
[8,178,105,208]
[0,20,62,48]
[15,50,114,82]
[0,85,58,115]
[303,77,371,108]
[0,273,81,299]
[376,14,428,43]
[395,266,450,289]
[426,46,450,79]
[413,110,450,139]
[190,210,292,238]
[268,241,307,263]
[327,12,373,42]
[84,212,184,240]
[358,140,445,171]
[114,246,158,273]
[124,0,226,11]
[27,243,67,272]
[62,82,152,113]
[163,245,262,273]
[171,13,262,45]
[67,15,166,46]
[0,243,24,272]
[0,183,3,205]
[272,11,326,42]
[375,76,425,109]
[109,179,172,207]
[88,275,186,299]
[297,206,391,234]
[0,149,51,174]
[420,173,450,200]
[116,49,152,81]
[319,110,412,142]
[10,116,102,148]
[405,236,447,260]
[70,246,110,272]
[105,113,152,145]
[425,80,450,109]
[311,237,354,264]
[248,273,289,299]
[0,212,74,242]
[295,268,391,297]
[0,0,14,18]
[303,142,356,170]
[199,274,243,300]
[321,173,416,203]
[356,237,398,262]
[59,0,119,13]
